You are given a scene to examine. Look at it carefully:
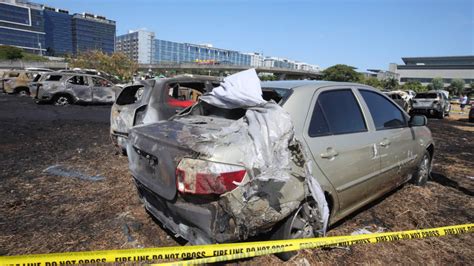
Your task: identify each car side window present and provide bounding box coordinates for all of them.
[68,76,88,86]
[309,89,367,137]
[92,77,112,87]
[359,90,407,130]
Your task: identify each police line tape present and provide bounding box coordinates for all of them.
[0,224,472,265]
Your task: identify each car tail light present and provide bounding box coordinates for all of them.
[176,158,246,195]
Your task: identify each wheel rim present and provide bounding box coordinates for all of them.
[418,154,430,183]
[55,96,69,106]
[288,202,317,239]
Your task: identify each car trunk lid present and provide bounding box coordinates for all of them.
[128,116,236,200]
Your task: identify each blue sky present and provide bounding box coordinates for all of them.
[35,0,473,70]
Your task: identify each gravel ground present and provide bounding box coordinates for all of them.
[0,93,472,264]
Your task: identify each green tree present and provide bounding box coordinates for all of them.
[68,50,138,82]
[322,64,361,82]
[449,78,465,96]
[428,77,444,91]
[382,77,399,91]
[0,45,23,60]
[361,76,382,89]
[401,80,426,93]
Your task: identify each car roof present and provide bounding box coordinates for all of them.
[261,80,366,90]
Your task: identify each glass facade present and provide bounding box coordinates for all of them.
[72,14,116,54]
[43,8,72,56]
[153,39,250,66]
[0,2,45,53]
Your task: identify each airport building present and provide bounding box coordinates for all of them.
[0,0,116,56]
[116,29,155,64]
[390,56,474,87]
[0,0,46,54]
[72,13,115,55]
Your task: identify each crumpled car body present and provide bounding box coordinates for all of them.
[34,72,119,105]
[110,75,221,153]
[127,79,435,246]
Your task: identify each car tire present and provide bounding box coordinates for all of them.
[53,94,72,106]
[437,109,444,119]
[15,87,29,96]
[411,151,431,186]
[271,199,323,261]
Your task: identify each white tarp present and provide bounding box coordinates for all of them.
[200,68,329,233]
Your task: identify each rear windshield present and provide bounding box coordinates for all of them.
[45,75,63,81]
[415,93,437,99]
[184,87,292,120]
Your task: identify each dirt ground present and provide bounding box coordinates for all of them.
[0,94,472,265]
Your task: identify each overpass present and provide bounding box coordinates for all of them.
[139,63,322,79]
[0,60,323,79]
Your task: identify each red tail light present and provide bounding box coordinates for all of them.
[176,159,246,195]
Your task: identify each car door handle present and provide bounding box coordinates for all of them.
[320,148,339,159]
[380,139,391,147]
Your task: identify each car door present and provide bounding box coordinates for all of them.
[91,77,115,103]
[66,75,92,102]
[358,89,418,187]
[303,87,383,216]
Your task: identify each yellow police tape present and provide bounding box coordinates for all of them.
[0,224,472,265]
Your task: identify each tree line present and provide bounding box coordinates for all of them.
[321,64,472,95]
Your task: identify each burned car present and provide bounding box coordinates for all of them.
[33,72,119,105]
[110,75,220,153]
[126,70,434,260]
[411,90,451,119]
[1,70,48,95]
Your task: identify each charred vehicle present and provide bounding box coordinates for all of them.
[384,91,410,111]
[410,90,451,119]
[1,70,48,95]
[33,72,119,105]
[126,70,434,260]
[110,75,220,153]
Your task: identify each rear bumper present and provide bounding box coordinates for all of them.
[410,108,439,115]
[110,132,128,151]
[133,178,237,244]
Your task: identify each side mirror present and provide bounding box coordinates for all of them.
[409,115,427,127]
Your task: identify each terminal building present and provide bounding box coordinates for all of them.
[116,30,251,66]
[390,56,474,88]
[0,0,116,56]
[0,0,46,54]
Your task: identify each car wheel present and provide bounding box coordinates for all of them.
[271,199,323,261]
[53,95,72,106]
[437,109,444,119]
[16,87,29,96]
[411,151,431,186]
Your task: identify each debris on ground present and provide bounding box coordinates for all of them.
[44,165,105,181]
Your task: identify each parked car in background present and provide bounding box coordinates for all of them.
[384,91,410,111]
[1,70,41,95]
[110,75,220,153]
[34,72,119,105]
[127,80,434,260]
[411,90,451,119]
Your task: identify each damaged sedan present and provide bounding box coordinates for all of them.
[127,69,434,260]
[110,75,220,153]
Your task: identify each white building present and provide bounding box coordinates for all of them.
[244,52,264,67]
[115,29,155,64]
[294,62,320,72]
[390,56,474,88]
[263,57,296,69]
